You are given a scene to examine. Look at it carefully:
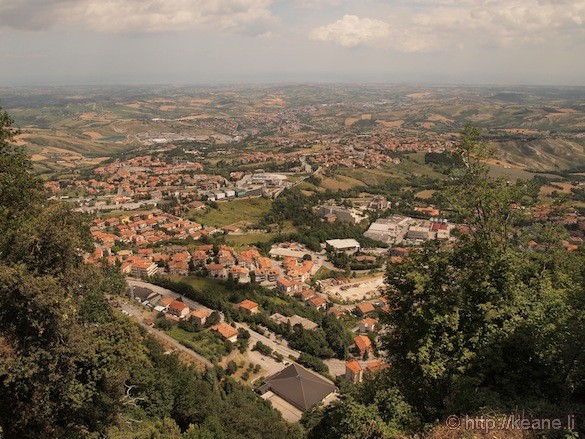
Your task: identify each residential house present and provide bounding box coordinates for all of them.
[229,265,250,283]
[368,195,388,210]
[358,317,378,333]
[238,299,259,315]
[308,296,327,311]
[270,313,318,331]
[354,302,376,317]
[211,322,238,342]
[131,259,159,278]
[168,260,189,276]
[276,278,303,295]
[345,360,363,384]
[190,309,212,326]
[158,296,174,309]
[168,300,190,319]
[207,263,227,278]
[297,289,317,302]
[365,360,388,374]
[353,335,374,357]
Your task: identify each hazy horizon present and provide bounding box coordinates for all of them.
[1,0,584,87]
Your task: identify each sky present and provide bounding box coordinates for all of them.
[0,0,584,86]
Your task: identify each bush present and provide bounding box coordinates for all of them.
[241,371,250,381]
[206,311,221,327]
[297,352,328,374]
[154,318,173,330]
[226,360,238,376]
[252,341,273,357]
[237,338,249,354]
[178,318,201,333]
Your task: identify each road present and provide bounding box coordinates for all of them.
[235,322,301,360]
[120,299,214,368]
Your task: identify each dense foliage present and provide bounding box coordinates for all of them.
[0,109,299,438]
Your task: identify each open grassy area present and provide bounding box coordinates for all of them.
[319,175,367,191]
[313,266,342,280]
[166,327,229,363]
[486,163,560,181]
[415,189,436,199]
[167,275,228,294]
[338,167,402,186]
[187,197,272,228]
[224,233,275,248]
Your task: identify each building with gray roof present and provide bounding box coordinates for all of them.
[258,363,337,411]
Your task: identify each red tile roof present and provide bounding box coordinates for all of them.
[239,299,259,311]
[346,360,362,373]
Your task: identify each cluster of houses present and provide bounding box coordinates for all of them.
[45,152,294,216]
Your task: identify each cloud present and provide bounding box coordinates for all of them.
[310,0,585,51]
[0,0,277,34]
[310,15,390,47]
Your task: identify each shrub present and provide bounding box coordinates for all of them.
[154,318,173,330]
[252,341,273,356]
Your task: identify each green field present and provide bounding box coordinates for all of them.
[188,197,272,228]
[224,232,275,248]
[166,327,229,363]
[167,275,228,294]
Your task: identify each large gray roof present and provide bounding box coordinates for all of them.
[265,363,337,411]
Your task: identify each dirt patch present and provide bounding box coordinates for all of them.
[377,120,404,128]
[415,189,436,199]
[262,98,286,107]
[428,114,453,123]
[407,92,431,99]
[82,131,103,139]
[345,117,359,127]
[540,182,575,195]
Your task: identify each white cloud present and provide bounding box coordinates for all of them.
[0,0,277,35]
[310,15,390,47]
[310,0,585,51]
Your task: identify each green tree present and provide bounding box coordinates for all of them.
[383,124,585,423]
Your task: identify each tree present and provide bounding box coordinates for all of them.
[305,398,393,439]
[382,124,585,423]
[0,108,43,259]
[205,311,221,327]
[444,123,527,256]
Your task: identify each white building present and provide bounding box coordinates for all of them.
[326,239,361,254]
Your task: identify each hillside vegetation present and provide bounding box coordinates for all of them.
[0,108,300,439]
